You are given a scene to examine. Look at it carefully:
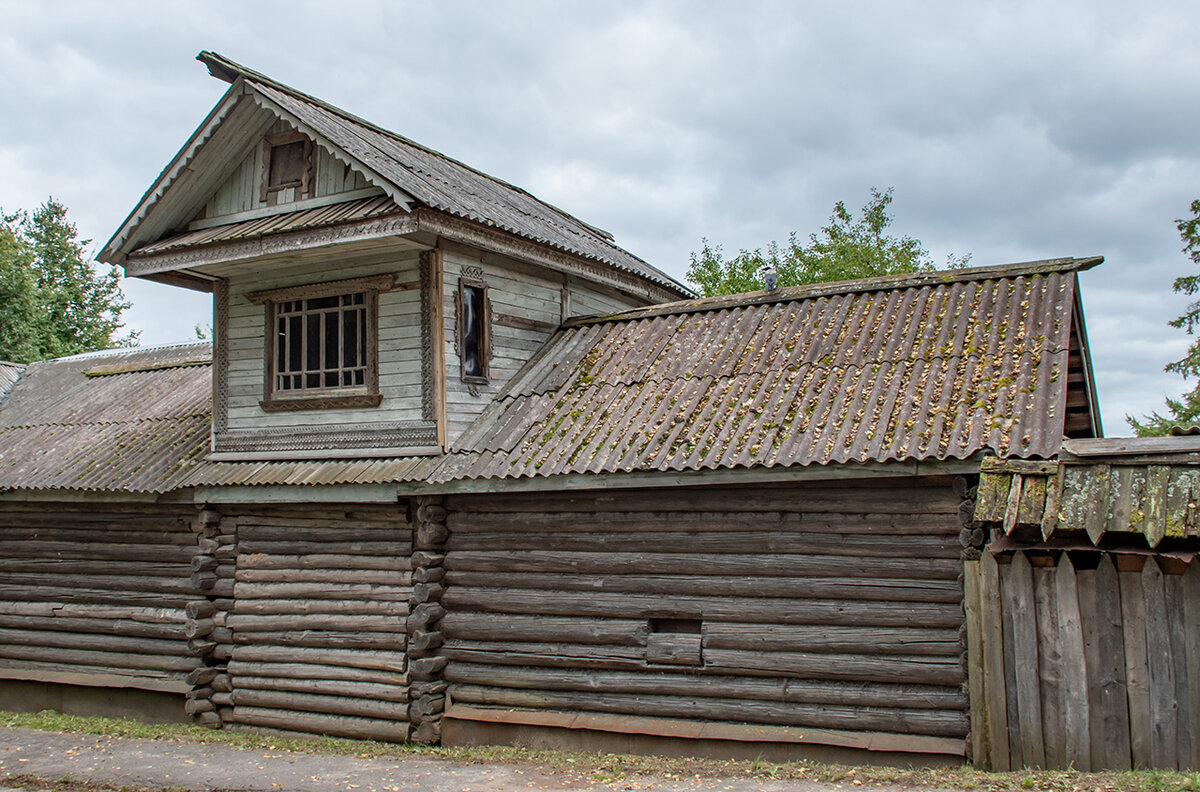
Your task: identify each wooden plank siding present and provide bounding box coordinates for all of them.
[441,247,648,448]
[0,503,207,693]
[223,248,424,432]
[221,504,414,742]
[440,478,969,756]
[968,551,1200,770]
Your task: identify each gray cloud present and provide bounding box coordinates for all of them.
[2,0,1197,434]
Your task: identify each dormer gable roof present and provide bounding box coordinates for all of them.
[100,52,690,299]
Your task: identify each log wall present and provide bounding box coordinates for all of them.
[0,503,207,697]
[216,504,414,742]
[440,479,969,756]
[964,550,1200,771]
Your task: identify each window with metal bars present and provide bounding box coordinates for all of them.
[273,292,368,392]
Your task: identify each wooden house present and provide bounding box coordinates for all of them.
[9,51,1186,769]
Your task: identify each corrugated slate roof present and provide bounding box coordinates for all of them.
[0,344,212,493]
[432,258,1100,483]
[0,362,24,404]
[137,195,401,254]
[183,456,431,488]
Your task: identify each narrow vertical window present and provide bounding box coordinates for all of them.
[459,279,489,383]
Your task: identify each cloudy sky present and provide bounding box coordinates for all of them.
[2,1,1197,434]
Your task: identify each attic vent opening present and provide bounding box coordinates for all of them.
[646,617,703,666]
[261,131,313,204]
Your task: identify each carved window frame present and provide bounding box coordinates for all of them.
[248,275,396,413]
[456,273,492,385]
[260,131,314,204]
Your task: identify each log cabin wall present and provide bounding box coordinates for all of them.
[439,477,970,760]
[0,502,209,718]
[214,503,415,741]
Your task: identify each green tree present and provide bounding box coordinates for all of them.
[687,188,968,297]
[0,199,136,364]
[1130,199,1200,436]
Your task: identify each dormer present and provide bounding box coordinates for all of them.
[99,52,691,461]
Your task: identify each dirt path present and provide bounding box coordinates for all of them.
[0,727,921,792]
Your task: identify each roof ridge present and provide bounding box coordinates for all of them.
[564,256,1102,327]
[197,51,626,247]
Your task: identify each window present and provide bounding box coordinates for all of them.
[248,275,394,412]
[457,277,491,383]
[260,131,313,204]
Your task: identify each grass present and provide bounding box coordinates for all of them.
[4,709,1200,791]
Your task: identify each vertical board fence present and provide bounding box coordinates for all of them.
[964,550,1200,771]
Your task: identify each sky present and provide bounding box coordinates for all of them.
[1,0,1198,435]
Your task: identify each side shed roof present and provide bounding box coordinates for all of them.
[0,344,211,494]
[432,257,1102,483]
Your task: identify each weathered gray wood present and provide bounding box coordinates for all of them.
[1186,563,1200,770]
[1056,553,1090,771]
[1143,559,1177,769]
[0,643,199,671]
[963,560,989,768]
[1033,565,1065,769]
[443,571,961,603]
[229,646,406,672]
[444,550,961,580]
[1095,556,1132,769]
[441,588,963,627]
[0,584,196,609]
[0,573,201,595]
[227,660,409,686]
[1166,572,1191,768]
[237,541,409,556]
[1144,466,1170,547]
[700,623,961,656]
[235,524,406,541]
[227,614,406,633]
[0,614,184,640]
[1006,552,1045,767]
[0,541,194,562]
[234,569,412,585]
[232,598,409,617]
[450,684,967,738]
[230,676,408,702]
[1116,563,1152,769]
[230,689,408,721]
[979,551,1010,771]
[0,559,192,577]
[0,627,187,656]
[237,553,409,571]
[446,531,959,558]
[444,511,958,535]
[226,706,410,742]
[232,631,401,650]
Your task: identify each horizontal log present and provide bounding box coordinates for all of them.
[0,627,188,657]
[231,599,409,617]
[0,643,200,672]
[0,573,199,596]
[441,587,964,628]
[703,623,963,657]
[0,528,196,545]
[186,601,216,620]
[450,684,966,738]
[0,602,187,623]
[441,613,647,646]
[0,659,186,687]
[237,525,408,542]
[227,660,408,686]
[0,614,185,641]
[184,698,215,715]
[230,689,409,721]
[227,614,406,633]
[445,531,960,558]
[238,541,410,556]
[443,571,961,604]
[701,647,963,686]
[447,484,959,515]
[443,551,960,580]
[444,662,966,710]
[232,582,411,602]
[234,569,412,586]
[232,631,402,650]
[232,511,401,528]
[0,585,195,609]
[446,511,957,536]
[225,706,409,742]
[237,554,409,572]
[0,541,194,562]
[230,646,407,672]
[0,559,191,577]
[231,675,409,702]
